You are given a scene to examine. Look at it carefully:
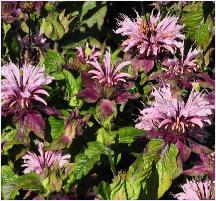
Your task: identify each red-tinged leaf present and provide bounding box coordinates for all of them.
[81,72,95,88]
[24,111,45,140]
[176,140,191,163]
[143,58,154,73]
[78,72,101,103]
[196,72,215,86]
[116,91,140,104]
[99,99,116,119]
[183,165,207,176]
[78,88,100,103]
[44,107,62,117]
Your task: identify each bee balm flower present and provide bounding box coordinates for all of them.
[87,50,131,86]
[115,9,184,57]
[174,178,214,200]
[135,85,214,133]
[22,142,71,174]
[1,62,52,114]
[163,45,201,76]
[76,43,102,64]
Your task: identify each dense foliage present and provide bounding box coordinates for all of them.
[1,1,215,200]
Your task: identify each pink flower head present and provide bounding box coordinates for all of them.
[174,178,214,200]
[22,142,71,174]
[1,62,52,112]
[135,85,214,133]
[115,9,184,57]
[76,43,101,63]
[163,44,201,76]
[87,49,131,86]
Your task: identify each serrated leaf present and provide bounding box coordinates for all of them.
[97,181,111,200]
[82,3,107,30]
[1,166,18,200]
[48,116,65,140]
[12,173,45,194]
[52,20,65,40]
[40,18,53,37]
[44,49,65,74]
[80,1,97,21]
[96,127,115,146]
[63,69,82,107]
[181,2,214,50]
[115,127,145,144]
[2,126,21,153]
[156,144,182,198]
[67,141,106,184]
[95,99,117,130]
[110,139,165,200]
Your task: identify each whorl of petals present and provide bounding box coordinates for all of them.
[114,9,184,56]
[87,50,131,86]
[1,62,52,110]
[163,45,201,76]
[135,84,214,133]
[174,178,214,200]
[22,142,71,174]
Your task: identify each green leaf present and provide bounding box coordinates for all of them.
[181,2,214,50]
[63,69,83,107]
[40,18,53,38]
[1,166,18,200]
[156,144,182,198]
[110,172,133,200]
[13,173,45,192]
[96,127,115,146]
[67,141,106,185]
[110,139,165,200]
[97,181,111,200]
[44,49,65,74]
[21,21,29,34]
[80,1,97,21]
[1,126,23,153]
[81,2,107,30]
[115,127,145,144]
[111,48,122,65]
[48,116,65,140]
[3,22,11,40]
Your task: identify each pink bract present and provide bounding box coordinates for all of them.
[1,62,52,110]
[114,9,184,56]
[22,142,71,174]
[87,50,131,86]
[135,84,214,133]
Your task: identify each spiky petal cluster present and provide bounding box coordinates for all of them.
[174,178,214,200]
[1,62,52,112]
[22,142,71,174]
[163,45,201,76]
[135,85,214,133]
[88,50,131,86]
[76,43,102,63]
[114,9,184,56]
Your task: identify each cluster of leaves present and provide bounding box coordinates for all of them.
[1,1,215,200]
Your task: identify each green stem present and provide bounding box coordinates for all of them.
[107,149,117,177]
